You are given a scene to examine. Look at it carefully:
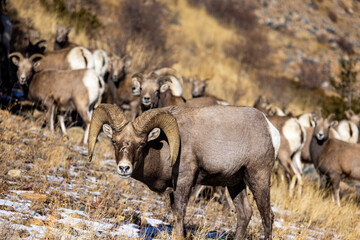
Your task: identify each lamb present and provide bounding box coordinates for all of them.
[88,104,280,239]
[9,52,103,144]
[310,116,360,206]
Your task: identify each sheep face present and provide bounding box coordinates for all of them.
[133,78,161,110]
[102,123,160,178]
[313,118,338,141]
[55,26,71,43]
[11,58,34,85]
[191,79,208,97]
[110,57,132,82]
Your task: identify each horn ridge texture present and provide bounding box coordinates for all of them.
[133,108,180,166]
[88,104,127,162]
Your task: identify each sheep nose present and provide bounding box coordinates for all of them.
[317,132,324,139]
[118,165,130,174]
[20,77,26,84]
[192,91,198,96]
[143,96,150,102]
[112,75,118,81]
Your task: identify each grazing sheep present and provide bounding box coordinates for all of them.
[310,116,360,206]
[9,53,103,144]
[267,115,305,197]
[88,104,280,239]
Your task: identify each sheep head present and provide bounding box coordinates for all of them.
[132,69,183,111]
[312,115,338,142]
[8,52,44,85]
[55,25,71,43]
[191,78,210,98]
[110,56,132,82]
[88,104,180,178]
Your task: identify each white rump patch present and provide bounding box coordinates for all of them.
[282,118,305,153]
[68,47,95,70]
[83,70,100,106]
[335,120,359,143]
[263,114,281,158]
[92,49,109,78]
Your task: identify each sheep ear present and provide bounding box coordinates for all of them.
[103,124,113,138]
[148,128,161,142]
[330,121,338,127]
[132,79,141,96]
[33,61,41,71]
[11,57,19,66]
[160,83,169,93]
[124,57,132,68]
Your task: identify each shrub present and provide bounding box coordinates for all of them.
[113,0,175,72]
[224,30,271,69]
[297,58,330,90]
[187,0,258,31]
[39,0,101,35]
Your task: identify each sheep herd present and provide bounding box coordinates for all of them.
[2,23,360,239]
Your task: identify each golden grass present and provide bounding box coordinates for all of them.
[1,108,360,239]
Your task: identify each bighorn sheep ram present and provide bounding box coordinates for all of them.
[131,67,186,113]
[310,116,360,206]
[88,104,280,239]
[9,52,103,144]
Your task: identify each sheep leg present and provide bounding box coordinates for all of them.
[44,100,55,131]
[245,168,273,239]
[329,173,341,207]
[291,151,303,197]
[58,114,67,135]
[75,101,91,145]
[227,182,252,239]
[170,185,192,239]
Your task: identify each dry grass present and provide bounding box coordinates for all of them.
[0,106,359,239]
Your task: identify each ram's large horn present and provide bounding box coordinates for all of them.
[152,68,183,84]
[133,108,180,166]
[29,53,45,62]
[152,68,183,96]
[345,109,355,119]
[88,104,128,162]
[8,52,24,61]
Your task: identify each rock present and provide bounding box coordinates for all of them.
[28,218,44,226]
[0,205,15,212]
[7,169,21,178]
[20,192,47,202]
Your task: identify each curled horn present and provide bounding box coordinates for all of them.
[327,113,336,121]
[133,108,180,166]
[132,73,144,81]
[152,67,184,85]
[29,53,45,62]
[8,52,24,61]
[345,109,355,119]
[88,104,128,162]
